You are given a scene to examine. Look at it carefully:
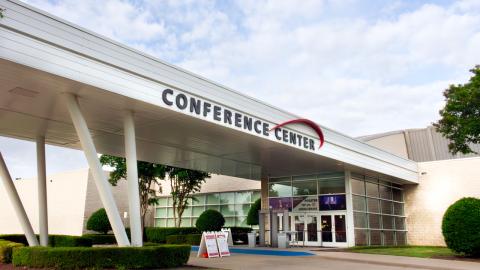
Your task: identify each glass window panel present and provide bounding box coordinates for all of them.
[220,205,236,216]
[379,185,392,200]
[192,218,198,227]
[268,182,292,197]
[167,208,174,218]
[318,172,344,179]
[252,191,261,202]
[183,206,192,217]
[392,188,403,202]
[220,192,235,204]
[155,208,167,218]
[381,200,393,215]
[353,195,366,211]
[365,176,378,184]
[354,212,367,228]
[382,215,394,229]
[206,193,220,204]
[396,231,407,245]
[235,192,251,204]
[292,174,316,181]
[395,217,405,230]
[383,231,395,245]
[155,218,166,227]
[192,206,205,217]
[269,176,291,183]
[192,195,205,205]
[292,180,317,196]
[167,197,173,206]
[368,214,381,229]
[224,217,235,227]
[367,198,380,213]
[206,205,220,211]
[180,218,191,227]
[318,178,345,194]
[234,204,251,217]
[167,218,175,227]
[319,195,346,210]
[394,202,404,216]
[366,182,379,198]
[355,229,368,246]
[158,197,168,207]
[236,216,248,227]
[369,230,382,245]
[351,179,365,195]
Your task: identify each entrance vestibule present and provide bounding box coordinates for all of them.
[290,212,348,247]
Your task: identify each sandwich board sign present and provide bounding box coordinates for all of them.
[221,228,234,246]
[197,232,220,258]
[215,232,230,257]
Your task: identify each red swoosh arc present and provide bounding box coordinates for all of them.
[270,119,325,149]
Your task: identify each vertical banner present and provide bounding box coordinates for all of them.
[197,232,220,258]
[216,232,231,257]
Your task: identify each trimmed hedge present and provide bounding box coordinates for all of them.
[83,234,117,245]
[145,227,199,243]
[0,240,24,263]
[12,245,190,269]
[166,234,201,245]
[196,209,225,232]
[87,208,111,234]
[0,234,92,247]
[442,197,480,257]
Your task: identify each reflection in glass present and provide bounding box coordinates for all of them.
[321,215,332,242]
[307,215,318,242]
[367,198,380,213]
[354,212,367,228]
[268,182,292,197]
[351,179,365,195]
[293,180,317,196]
[392,188,403,202]
[318,178,345,194]
[352,195,366,211]
[220,192,235,204]
[381,200,393,214]
[206,193,220,204]
[235,192,251,204]
[334,215,347,242]
[220,204,236,216]
[379,185,392,200]
[366,182,379,198]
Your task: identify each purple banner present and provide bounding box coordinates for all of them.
[269,197,292,210]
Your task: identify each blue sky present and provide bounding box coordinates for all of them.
[1,0,480,178]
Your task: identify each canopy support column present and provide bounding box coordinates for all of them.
[64,93,130,246]
[124,111,143,247]
[36,136,48,246]
[0,152,39,246]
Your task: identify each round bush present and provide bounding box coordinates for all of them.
[246,199,261,225]
[442,197,480,257]
[86,208,111,234]
[195,210,225,232]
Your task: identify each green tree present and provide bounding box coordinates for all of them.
[434,65,480,154]
[100,155,167,228]
[87,208,111,234]
[166,167,210,227]
[246,199,261,226]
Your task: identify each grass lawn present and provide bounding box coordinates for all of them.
[347,246,457,258]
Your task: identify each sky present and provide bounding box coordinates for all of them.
[1,0,480,179]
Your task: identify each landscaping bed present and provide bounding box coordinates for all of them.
[347,246,459,259]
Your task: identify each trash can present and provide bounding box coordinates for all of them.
[248,232,256,248]
[277,232,288,249]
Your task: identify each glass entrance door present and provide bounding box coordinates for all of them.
[305,214,319,246]
[290,212,347,247]
[320,214,348,247]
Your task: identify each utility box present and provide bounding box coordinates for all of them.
[277,232,288,249]
[248,232,256,248]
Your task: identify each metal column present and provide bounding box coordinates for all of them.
[0,152,39,246]
[36,136,48,246]
[64,93,130,246]
[124,111,143,247]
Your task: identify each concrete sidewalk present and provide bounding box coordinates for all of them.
[187,250,480,270]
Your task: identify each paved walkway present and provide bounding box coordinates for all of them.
[187,250,480,270]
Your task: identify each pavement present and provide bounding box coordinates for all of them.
[186,248,480,270]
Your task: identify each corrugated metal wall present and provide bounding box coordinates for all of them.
[405,127,480,162]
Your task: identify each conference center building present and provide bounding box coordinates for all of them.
[0,0,479,248]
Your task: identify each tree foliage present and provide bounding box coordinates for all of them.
[87,208,111,234]
[166,167,210,227]
[100,155,167,228]
[246,199,261,226]
[442,197,480,257]
[434,65,480,154]
[195,210,225,232]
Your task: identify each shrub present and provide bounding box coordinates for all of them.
[442,197,480,257]
[166,234,201,245]
[0,235,92,247]
[196,209,225,232]
[87,208,111,234]
[145,227,200,243]
[12,245,190,269]
[0,240,24,263]
[247,199,261,225]
[83,234,117,245]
